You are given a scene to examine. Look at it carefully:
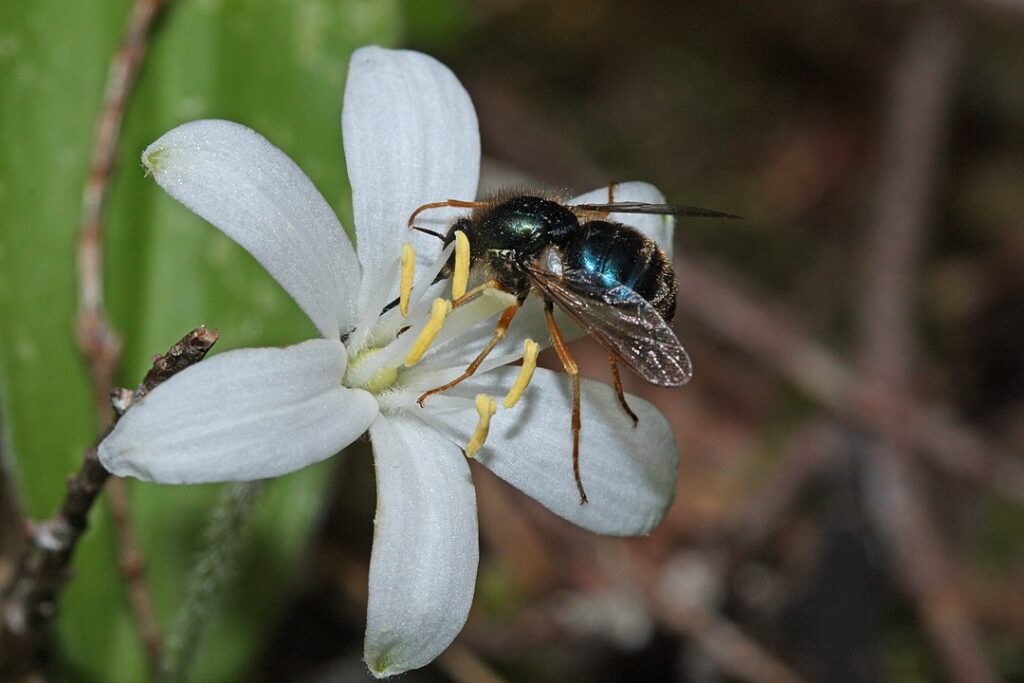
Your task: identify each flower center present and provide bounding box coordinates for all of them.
[345,348,399,394]
[349,233,543,457]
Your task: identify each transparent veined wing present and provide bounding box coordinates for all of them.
[567,201,741,220]
[526,264,692,386]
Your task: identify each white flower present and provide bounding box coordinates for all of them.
[98,46,679,677]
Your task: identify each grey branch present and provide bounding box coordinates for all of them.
[0,326,218,681]
[75,0,175,673]
[856,9,998,683]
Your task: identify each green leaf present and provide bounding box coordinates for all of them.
[0,0,125,519]
[0,1,400,681]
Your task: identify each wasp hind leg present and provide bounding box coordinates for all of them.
[417,301,521,406]
[605,181,638,428]
[609,355,639,427]
[545,299,587,505]
[570,181,619,223]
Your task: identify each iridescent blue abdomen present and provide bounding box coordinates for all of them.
[559,221,677,321]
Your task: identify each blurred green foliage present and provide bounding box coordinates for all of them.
[0,0,402,680]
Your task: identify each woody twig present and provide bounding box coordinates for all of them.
[74,0,174,673]
[0,327,218,681]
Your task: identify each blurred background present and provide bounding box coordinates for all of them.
[2,0,1023,681]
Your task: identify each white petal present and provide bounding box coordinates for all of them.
[343,46,480,321]
[422,367,678,535]
[143,120,360,339]
[364,415,478,677]
[569,181,674,256]
[98,340,378,482]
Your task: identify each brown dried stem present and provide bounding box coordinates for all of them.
[75,0,173,672]
[729,422,844,555]
[674,259,1024,502]
[648,571,805,683]
[0,327,218,682]
[854,9,998,683]
[77,0,170,410]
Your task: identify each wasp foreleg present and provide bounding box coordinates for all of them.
[416,302,521,406]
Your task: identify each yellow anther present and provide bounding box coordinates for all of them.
[465,393,497,458]
[399,242,416,317]
[404,298,451,367]
[451,230,471,300]
[503,339,540,408]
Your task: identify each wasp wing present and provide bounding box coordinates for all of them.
[526,264,692,386]
[568,201,742,220]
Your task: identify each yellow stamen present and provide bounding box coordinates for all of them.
[399,242,416,317]
[404,298,451,367]
[451,230,471,300]
[466,393,497,458]
[503,339,540,408]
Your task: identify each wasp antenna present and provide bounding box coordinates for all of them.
[410,225,446,240]
[408,198,487,226]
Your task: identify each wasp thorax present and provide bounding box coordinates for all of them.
[474,196,577,257]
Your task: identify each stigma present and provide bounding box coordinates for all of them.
[345,348,399,393]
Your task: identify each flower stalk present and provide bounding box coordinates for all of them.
[160,481,264,683]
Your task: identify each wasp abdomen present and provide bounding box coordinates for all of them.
[560,221,677,321]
